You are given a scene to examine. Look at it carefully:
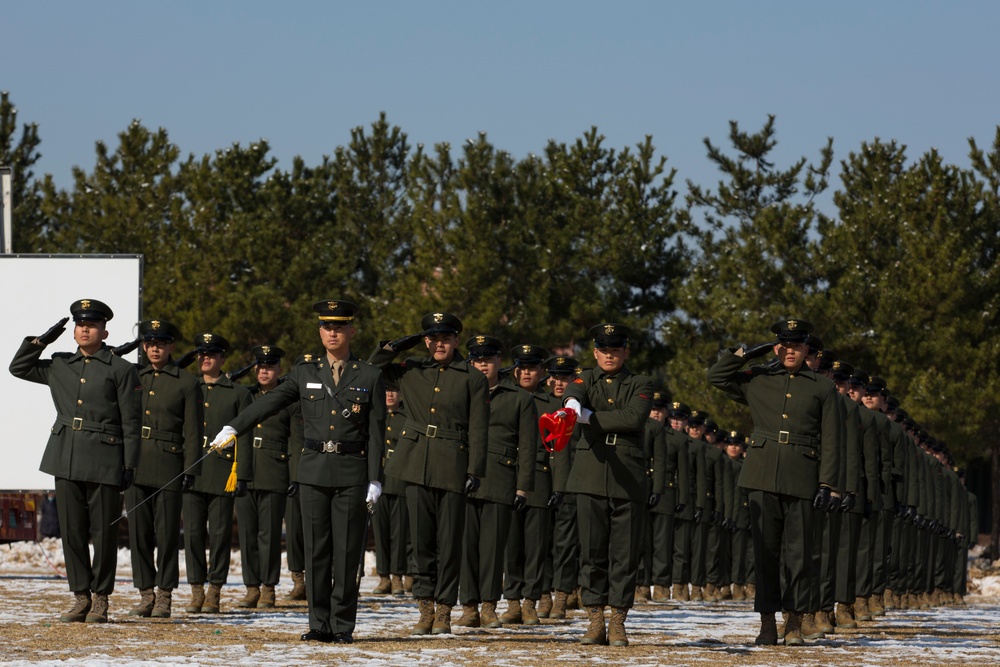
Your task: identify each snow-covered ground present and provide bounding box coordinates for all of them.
[2,539,999,666]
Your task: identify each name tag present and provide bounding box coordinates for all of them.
[306,382,323,389]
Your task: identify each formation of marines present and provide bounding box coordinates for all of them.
[9,300,980,648]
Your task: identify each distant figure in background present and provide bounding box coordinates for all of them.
[40,492,60,539]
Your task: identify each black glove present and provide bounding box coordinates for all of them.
[693,507,703,523]
[181,474,195,491]
[175,349,199,369]
[513,494,528,511]
[914,513,925,529]
[743,341,775,360]
[813,486,832,511]
[827,494,842,513]
[111,337,141,357]
[674,503,686,514]
[711,510,722,524]
[120,468,135,491]
[386,333,423,352]
[547,491,564,508]
[928,519,939,534]
[464,474,481,495]
[722,517,733,530]
[234,480,249,497]
[287,482,300,498]
[905,505,917,522]
[648,493,661,509]
[839,493,856,513]
[38,317,70,345]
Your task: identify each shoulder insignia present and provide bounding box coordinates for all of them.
[573,377,584,384]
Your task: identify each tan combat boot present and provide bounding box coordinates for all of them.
[237,585,260,608]
[538,591,553,618]
[745,583,756,599]
[287,572,306,601]
[635,585,651,603]
[411,598,436,635]
[85,593,110,623]
[522,598,540,625]
[777,611,789,639]
[702,583,718,602]
[60,591,92,623]
[580,605,607,645]
[454,603,480,628]
[373,575,392,595]
[800,612,824,640]
[719,584,733,600]
[151,588,172,619]
[784,611,804,646]
[835,602,857,630]
[128,588,155,617]
[607,607,629,646]
[391,574,405,596]
[731,584,746,601]
[567,587,581,609]
[672,583,690,601]
[652,585,670,602]
[754,612,778,645]
[202,583,222,613]
[690,585,704,601]
[403,575,414,593]
[855,596,872,621]
[431,602,453,635]
[480,600,501,628]
[550,591,569,619]
[869,592,885,616]
[185,584,205,613]
[919,591,932,609]
[883,588,897,610]
[500,599,522,624]
[815,610,834,634]
[259,584,276,608]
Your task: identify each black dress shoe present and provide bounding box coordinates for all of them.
[301,629,335,643]
[331,632,354,644]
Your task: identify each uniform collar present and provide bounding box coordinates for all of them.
[202,373,235,388]
[141,361,180,377]
[597,366,632,381]
[69,344,113,364]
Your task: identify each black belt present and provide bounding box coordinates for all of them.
[303,438,366,454]
[752,429,819,447]
[598,432,641,447]
[140,425,184,444]
[55,416,123,436]
[488,445,517,458]
[253,437,288,452]
[404,419,467,442]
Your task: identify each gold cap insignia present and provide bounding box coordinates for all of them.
[832,361,841,370]
[327,301,338,310]
[261,345,271,355]
[151,320,161,330]
[80,299,91,309]
[204,333,213,343]
[522,345,532,354]
[604,324,615,335]
[691,411,700,417]
[731,430,738,438]
[556,358,566,365]
[433,313,444,323]
[476,335,486,345]
[672,401,680,409]
[787,320,798,330]
[653,392,662,400]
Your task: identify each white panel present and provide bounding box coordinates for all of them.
[0,255,142,490]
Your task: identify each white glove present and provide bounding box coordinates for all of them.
[564,398,593,424]
[366,481,382,506]
[210,425,237,451]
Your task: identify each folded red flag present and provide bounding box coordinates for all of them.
[538,408,577,453]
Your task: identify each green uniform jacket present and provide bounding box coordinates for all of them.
[190,375,252,495]
[383,406,408,496]
[526,388,569,507]
[245,379,305,493]
[643,419,664,500]
[563,366,653,503]
[838,393,862,497]
[856,406,881,510]
[676,432,707,521]
[868,410,894,510]
[471,377,536,505]
[703,443,724,520]
[370,348,488,494]
[727,457,751,529]
[707,352,841,501]
[10,338,142,486]
[135,361,203,490]
[228,355,385,488]
[652,427,690,517]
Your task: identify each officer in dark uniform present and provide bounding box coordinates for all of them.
[372,377,410,596]
[708,318,841,646]
[725,432,752,599]
[687,410,720,602]
[544,355,582,619]
[457,336,536,629]
[213,300,385,643]
[285,352,319,601]
[561,323,654,647]
[10,299,141,623]
[183,332,252,614]
[369,312,488,636]
[235,345,304,609]
[671,401,707,602]
[126,319,203,619]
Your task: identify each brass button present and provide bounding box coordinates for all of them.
[85,359,91,364]
[330,425,335,430]
[331,410,336,415]
[204,402,210,407]
[785,393,791,398]
[607,398,614,404]
[77,400,83,405]
[605,378,613,384]
[434,387,441,392]
[145,410,151,415]
[257,424,263,429]
[438,367,445,373]
[430,408,436,414]
[154,372,160,377]
[149,390,155,396]
[387,426,392,432]
[386,439,391,444]
[80,378,86,383]
[207,386,213,390]
[782,413,789,419]
[789,374,795,378]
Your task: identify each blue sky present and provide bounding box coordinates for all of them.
[6,1,1000,209]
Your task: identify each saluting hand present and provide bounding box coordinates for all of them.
[742,342,775,360]
[385,333,423,352]
[37,317,70,345]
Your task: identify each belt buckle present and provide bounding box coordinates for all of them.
[141,425,152,439]
[203,436,209,449]
[605,433,618,446]
[72,417,83,431]
[323,441,340,453]
[425,424,438,438]
[253,437,263,449]
[778,430,790,444]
